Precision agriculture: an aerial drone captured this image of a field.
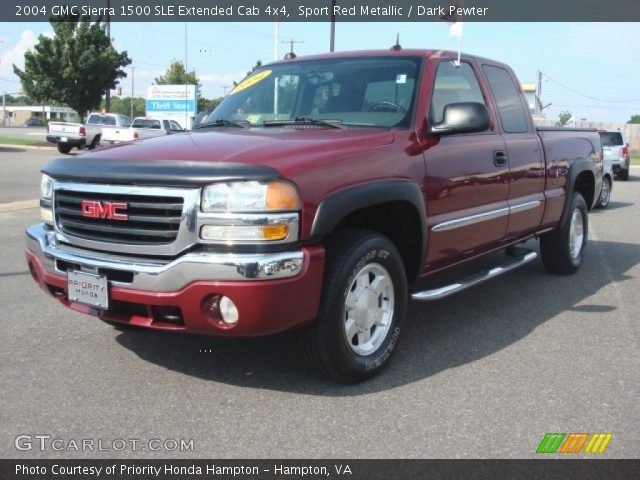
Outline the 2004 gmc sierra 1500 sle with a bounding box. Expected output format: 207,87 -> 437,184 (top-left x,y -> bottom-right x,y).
26,49 -> 602,382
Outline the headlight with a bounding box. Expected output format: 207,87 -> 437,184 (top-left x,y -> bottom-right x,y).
201,180 -> 300,212
40,174 -> 54,199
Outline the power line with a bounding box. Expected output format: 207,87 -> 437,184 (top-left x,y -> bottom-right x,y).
541,71 -> 640,103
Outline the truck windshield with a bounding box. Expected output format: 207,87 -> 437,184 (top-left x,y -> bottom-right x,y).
206,56 -> 422,129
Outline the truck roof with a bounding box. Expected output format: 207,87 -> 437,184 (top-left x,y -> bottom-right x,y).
266,49 -> 509,69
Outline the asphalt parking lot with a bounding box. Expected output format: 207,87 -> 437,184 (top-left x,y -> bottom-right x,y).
1,146 -> 638,459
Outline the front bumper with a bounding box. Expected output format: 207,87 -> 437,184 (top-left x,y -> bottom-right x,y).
26,223 -> 324,336
46,135 -> 86,147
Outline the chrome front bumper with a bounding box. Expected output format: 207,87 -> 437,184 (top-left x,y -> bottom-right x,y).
26,223 -> 304,293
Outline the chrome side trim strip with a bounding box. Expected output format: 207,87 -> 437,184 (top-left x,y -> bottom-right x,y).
26,223 -> 304,291
509,200 -> 542,214
431,200 -> 543,232
431,208 -> 509,232
411,249 -> 538,302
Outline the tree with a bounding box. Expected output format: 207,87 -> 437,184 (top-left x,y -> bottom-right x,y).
154,60 -> 207,110
14,16 -> 131,122
556,111 -> 573,127
99,96 -> 146,117
233,60 -> 263,87
155,60 -> 200,87
628,115 -> 640,124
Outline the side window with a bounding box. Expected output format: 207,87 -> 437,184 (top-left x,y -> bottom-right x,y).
169,120 -> 182,131
163,120 -> 171,131
483,65 -> 529,133
121,116 -> 131,127
430,61 -> 487,125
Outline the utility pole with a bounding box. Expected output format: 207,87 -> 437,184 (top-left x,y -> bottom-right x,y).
105,0 -> 111,112
536,70 -> 543,115
274,7 -> 280,116
2,92 -> 5,127
330,0 -> 336,52
130,66 -> 134,118
281,39 -> 304,59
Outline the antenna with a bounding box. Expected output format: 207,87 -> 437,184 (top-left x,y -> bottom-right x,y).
391,34 -> 402,51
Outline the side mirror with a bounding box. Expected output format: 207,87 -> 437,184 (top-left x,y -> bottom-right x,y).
430,102 -> 490,135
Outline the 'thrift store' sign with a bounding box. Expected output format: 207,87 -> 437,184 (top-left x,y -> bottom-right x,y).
146,85 -> 197,129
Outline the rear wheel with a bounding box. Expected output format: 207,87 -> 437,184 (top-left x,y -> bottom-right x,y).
88,135 -> 100,150
57,143 -> 72,154
298,229 -> 407,383
618,168 -> 629,181
540,192 -> 588,275
596,175 -> 611,208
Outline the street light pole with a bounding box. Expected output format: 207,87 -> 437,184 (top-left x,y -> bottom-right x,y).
330,0 -> 336,52
105,0 -> 111,112
130,66 -> 134,118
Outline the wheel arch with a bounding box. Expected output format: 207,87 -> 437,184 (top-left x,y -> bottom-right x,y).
310,181 -> 427,281
561,159 -> 596,225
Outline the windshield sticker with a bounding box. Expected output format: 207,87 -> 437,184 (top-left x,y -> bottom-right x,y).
396,74 -> 407,84
230,70 -> 272,95
246,114 -> 261,124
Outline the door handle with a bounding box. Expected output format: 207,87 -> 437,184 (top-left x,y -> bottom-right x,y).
493,150 -> 508,167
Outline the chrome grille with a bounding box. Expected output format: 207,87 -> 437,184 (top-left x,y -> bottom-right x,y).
55,190 -> 184,245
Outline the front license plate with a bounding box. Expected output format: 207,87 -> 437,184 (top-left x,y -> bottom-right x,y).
60,136 -> 68,143
67,270 -> 109,309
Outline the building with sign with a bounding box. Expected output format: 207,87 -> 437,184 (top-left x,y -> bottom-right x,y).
146,84 -> 198,130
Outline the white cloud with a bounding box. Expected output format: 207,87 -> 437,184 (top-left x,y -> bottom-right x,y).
0,30 -> 39,77
199,71 -> 246,86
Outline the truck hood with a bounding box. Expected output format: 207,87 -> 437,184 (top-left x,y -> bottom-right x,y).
85,128 -> 396,172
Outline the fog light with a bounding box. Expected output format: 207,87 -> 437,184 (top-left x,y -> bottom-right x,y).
219,296 -> 239,325
201,294 -> 239,326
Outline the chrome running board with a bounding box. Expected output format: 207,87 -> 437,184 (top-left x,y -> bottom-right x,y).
411,249 -> 538,302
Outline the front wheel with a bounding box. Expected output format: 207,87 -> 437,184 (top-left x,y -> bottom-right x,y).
298,229 -> 407,383
540,192 -> 588,275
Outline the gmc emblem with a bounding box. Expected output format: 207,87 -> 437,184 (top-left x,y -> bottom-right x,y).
81,200 -> 128,220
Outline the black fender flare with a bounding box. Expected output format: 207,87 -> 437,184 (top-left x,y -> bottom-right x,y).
561,158 -> 597,224
310,180 -> 427,271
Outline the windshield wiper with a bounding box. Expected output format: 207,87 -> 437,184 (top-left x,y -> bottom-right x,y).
262,117 -> 343,129
194,119 -> 249,129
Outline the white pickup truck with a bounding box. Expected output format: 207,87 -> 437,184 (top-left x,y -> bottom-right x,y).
101,117 -> 185,145
47,113 -> 131,154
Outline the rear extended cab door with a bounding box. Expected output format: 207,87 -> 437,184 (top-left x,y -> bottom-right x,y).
480,63 -> 545,240
421,57 -> 509,271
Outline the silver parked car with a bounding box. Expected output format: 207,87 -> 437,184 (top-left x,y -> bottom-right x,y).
598,130 -> 630,181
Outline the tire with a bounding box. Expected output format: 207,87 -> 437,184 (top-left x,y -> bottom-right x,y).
88,135 -> 100,150
596,175 -> 612,208
57,143 -> 73,154
540,192 -> 588,275
298,229 -> 407,383
619,168 -> 629,181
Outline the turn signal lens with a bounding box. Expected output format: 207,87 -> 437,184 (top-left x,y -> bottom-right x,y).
200,224 -> 289,242
261,225 -> 289,240
266,181 -> 300,210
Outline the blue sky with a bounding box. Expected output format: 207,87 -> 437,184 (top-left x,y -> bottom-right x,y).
1,21 -> 639,122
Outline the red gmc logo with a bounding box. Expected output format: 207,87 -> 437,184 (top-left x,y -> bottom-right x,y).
81,200 -> 128,220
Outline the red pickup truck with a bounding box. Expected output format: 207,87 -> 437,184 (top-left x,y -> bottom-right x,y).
27,49 -> 602,382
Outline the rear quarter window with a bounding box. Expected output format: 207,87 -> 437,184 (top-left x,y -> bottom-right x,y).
483,65 -> 529,134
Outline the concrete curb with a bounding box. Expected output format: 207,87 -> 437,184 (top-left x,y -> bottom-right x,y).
0,143 -> 55,151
